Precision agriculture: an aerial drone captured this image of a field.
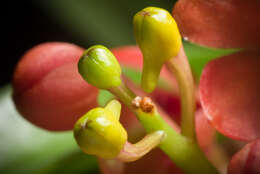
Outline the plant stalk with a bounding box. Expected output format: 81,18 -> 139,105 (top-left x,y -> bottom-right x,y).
109,81 -> 219,174
166,45 -> 196,141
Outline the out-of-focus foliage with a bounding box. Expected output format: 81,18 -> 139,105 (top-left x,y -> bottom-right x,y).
33,0 -> 175,47
0,86 -> 98,174
183,41 -> 238,81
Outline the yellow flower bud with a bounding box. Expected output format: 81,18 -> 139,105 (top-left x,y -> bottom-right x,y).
133,7 -> 182,92
74,100 -> 127,159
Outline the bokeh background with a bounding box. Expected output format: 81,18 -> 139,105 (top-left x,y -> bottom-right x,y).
2,0 -> 174,86
1,1 -> 237,174
1,1 -> 175,174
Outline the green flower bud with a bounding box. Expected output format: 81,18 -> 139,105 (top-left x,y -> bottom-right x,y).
78,45 -> 122,89
74,100 -> 127,159
133,7 -> 182,92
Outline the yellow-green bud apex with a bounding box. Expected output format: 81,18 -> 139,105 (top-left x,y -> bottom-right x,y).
104,100 -> 121,120
133,7 -> 182,92
78,45 -> 122,89
74,100 -> 127,159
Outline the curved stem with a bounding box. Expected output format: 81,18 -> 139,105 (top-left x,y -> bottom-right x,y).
166,46 -> 196,141
109,83 -> 219,174
109,81 -> 135,108
117,131 -> 165,162
136,108 -> 218,174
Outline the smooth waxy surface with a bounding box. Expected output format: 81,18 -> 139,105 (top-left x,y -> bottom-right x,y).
13,42 -> 98,131
74,107 -> 127,159
78,45 -> 122,89
133,7 -> 181,92
200,51 -> 260,141
173,0 -> 260,48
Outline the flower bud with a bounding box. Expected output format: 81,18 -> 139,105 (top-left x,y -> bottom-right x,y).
74,100 -> 127,159
12,42 -> 98,131
133,7 -> 182,92
78,45 -> 122,89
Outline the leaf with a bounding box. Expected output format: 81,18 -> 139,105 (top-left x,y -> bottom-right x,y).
183,41 -> 239,81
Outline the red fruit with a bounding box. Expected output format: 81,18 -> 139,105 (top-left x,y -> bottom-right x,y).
173,0 -> 260,49
13,42 -> 98,131
200,51 -> 260,141
228,139 -> 260,174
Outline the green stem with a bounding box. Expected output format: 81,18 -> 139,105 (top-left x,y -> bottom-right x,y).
137,110 -> 218,174
166,46 -> 196,141
109,83 -> 219,174
109,82 -> 136,108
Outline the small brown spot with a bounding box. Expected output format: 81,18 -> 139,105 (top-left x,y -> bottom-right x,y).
139,11 -> 151,16
132,96 -> 155,113
140,97 -> 154,113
